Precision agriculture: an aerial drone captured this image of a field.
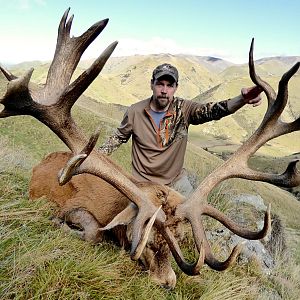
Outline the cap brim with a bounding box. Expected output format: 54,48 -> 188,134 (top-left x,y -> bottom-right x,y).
153,71 -> 177,82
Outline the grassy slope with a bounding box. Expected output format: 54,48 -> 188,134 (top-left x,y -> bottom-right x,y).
1,96 -> 300,299
1,59 -> 300,298
8,54 -> 222,106
190,74 -> 300,157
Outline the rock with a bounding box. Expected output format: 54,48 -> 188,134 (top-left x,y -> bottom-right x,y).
230,235 -> 275,273
232,193 -> 267,212
206,193 -> 288,274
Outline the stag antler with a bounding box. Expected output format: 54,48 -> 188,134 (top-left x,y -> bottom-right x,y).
176,38 -> 300,271
0,8 -> 165,259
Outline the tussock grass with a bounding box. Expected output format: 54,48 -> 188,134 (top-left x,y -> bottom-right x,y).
1,96 -> 300,298
269,254 -> 300,300
1,163 -> 299,299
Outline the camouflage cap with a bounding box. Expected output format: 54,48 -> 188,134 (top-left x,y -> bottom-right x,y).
152,63 -> 179,83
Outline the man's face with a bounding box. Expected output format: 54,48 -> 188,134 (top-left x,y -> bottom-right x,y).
151,77 -> 178,110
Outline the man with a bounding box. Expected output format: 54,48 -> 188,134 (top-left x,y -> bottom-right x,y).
100,63 -> 262,196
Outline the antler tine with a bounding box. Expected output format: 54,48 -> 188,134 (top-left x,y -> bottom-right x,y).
254,60 -> 299,129
279,160 -> 300,187
273,62 -> 300,118
151,223 -> 205,275
0,68 -> 34,118
289,116 -> 300,134
0,65 -> 17,81
57,8 -> 71,42
65,12 -> 74,35
205,242 -> 245,271
80,127 -> 101,156
61,41 -> 118,111
183,212 -> 245,271
280,61 -> 300,85
57,127 -> 108,184
202,204 -> 271,240
237,160 -> 300,188
249,38 -> 277,104
45,9 -> 110,103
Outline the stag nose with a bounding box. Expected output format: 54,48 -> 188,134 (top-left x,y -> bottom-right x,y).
162,269 -> 177,289
152,268 -> 177,290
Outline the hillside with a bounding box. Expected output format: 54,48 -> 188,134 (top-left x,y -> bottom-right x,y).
191,65 -> 300,157
0,94 -> 300,299
4,54 -> 299,156
6,54 -> 222,106
178,54 -> 235,73
1,54 -> 300,298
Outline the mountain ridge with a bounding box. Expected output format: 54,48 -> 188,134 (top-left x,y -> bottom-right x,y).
1,53 -> 299,157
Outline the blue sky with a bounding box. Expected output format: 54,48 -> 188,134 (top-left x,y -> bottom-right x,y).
0,0 -> 299,64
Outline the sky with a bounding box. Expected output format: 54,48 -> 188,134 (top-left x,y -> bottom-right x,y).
0,0 -> 299,65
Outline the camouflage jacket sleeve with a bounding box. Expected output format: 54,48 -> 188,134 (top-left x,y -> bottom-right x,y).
99,110 -> 132,155
186,100 -> 232,125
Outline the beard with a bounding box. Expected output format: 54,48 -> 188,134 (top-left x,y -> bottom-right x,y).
155,96 -> 170,110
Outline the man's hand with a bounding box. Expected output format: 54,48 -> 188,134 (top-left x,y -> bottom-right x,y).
241,86 -> 263,107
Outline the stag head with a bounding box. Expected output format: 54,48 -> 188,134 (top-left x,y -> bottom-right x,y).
1,7 -> 300,287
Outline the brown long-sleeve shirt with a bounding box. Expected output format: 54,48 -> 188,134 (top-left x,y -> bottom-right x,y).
100,97 -> 232,185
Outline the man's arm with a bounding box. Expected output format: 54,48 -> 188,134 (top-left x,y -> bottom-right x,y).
99,131 -> 128,155
227,86 -> 263,113
99,110 -> 132,155
187,85 -> 263,125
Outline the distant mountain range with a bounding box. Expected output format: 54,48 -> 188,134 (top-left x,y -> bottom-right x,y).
4,53 -> 299,102
1,53 -> 299,156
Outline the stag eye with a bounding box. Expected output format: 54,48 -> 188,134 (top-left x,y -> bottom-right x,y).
157,191 -> 167,202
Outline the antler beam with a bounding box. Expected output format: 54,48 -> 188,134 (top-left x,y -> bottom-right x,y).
175,38 -> 299,271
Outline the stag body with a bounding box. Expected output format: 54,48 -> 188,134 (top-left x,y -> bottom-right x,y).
29,151 -> 185,288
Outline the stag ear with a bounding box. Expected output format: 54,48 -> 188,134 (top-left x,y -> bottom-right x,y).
100,204 -> 138,231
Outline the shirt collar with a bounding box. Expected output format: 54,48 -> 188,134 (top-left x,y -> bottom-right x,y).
145,96 -> 176,116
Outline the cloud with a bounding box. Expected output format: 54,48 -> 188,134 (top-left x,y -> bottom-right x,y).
1,34 -> 281,65
2,0 -> 46,10
86,36 -> 245,63
0,35 -> 55,64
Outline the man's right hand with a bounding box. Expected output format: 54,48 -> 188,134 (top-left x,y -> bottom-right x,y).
241,86 -> 263,107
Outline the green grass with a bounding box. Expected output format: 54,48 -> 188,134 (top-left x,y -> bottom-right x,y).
0,168 -> 266,299
1,137 -> 300,299
1,74 -> 300,298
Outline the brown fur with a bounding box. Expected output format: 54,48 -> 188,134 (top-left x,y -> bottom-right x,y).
29,151 -> 185,288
